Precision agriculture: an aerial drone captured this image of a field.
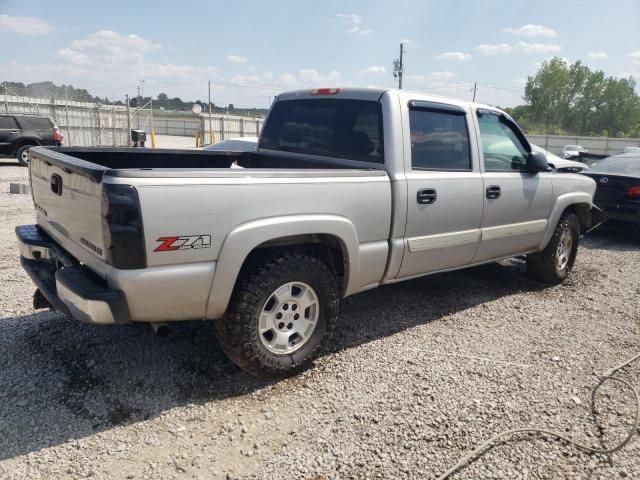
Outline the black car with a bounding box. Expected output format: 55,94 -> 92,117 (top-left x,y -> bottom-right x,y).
0,114 -> 63,166
582,154 -> 640,234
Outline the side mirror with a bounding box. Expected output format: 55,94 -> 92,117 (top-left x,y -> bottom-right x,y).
527,151 -> 550,173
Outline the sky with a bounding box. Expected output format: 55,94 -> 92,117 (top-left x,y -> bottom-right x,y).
0,0 -> 639,108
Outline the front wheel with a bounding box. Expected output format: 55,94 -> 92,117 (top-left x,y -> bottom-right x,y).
527,211 -> 580,284
215,253 -> 339,377
16,145 -> 33,167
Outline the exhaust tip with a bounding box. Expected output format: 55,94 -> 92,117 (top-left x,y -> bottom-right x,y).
151,322 -> 170,337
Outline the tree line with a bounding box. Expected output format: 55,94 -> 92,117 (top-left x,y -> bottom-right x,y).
505,57 -> 640,138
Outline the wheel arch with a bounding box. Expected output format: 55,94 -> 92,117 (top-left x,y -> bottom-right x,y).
539,192 -> 593,250
205,215 -> 359,319
13,138 -> 41,156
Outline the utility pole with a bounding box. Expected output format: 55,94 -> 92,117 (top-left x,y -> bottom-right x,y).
208,80 -> 213,145
393,43 -> 405,89
472,82 -> 477,102
3,81 -> 8,113
126,94 -> 132,147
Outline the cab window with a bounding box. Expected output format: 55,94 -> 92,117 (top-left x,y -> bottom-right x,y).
478,113 -> 529,171
409,108 -> 471,170
260,99 -> 383,164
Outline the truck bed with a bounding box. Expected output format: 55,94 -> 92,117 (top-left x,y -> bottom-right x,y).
34,147 -> 384,182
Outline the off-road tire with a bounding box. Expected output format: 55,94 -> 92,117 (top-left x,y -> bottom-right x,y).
215,253 -> 339,377
16,145 -> 33,167
527,211 -> 580,284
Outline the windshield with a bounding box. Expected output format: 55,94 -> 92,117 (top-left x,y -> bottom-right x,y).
589,156 -> 640,176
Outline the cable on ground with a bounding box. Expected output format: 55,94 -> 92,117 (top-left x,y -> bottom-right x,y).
437,352 -> 640,480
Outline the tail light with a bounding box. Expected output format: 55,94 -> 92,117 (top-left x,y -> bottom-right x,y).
626,186 -> 640,198
101,184 -> 146,269
311,88 -> 340,95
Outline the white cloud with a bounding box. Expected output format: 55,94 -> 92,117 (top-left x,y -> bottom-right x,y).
227,54 -> 248,64
515,41 -> 562,54
511,77 -> 528,88
278,73 -> 298,87
405,71 -> 457,84
475,43 -> 513,55
503,24 -> 558,38
298,69 -> 341,84
336,13 -> 361,25
587,51 -> 608,60
400,38 -> 415,46
337,13 -> 372,36
0,14 -> 55,35
59,30 -> 161,65
229,74 -> 261,84
435,51 -> 472,62
630,51 -> 640,63
357,66 -> 387,75
476,42 -> 561,56
274,70 -> 344,88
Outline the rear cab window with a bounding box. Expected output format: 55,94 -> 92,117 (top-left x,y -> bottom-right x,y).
259,99 -> 384,164
408,102 -> 471,171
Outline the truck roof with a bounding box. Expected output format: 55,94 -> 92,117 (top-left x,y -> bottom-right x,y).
276,87 -> 503,113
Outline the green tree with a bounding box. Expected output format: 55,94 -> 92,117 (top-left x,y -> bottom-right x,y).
519,57 -> 640,137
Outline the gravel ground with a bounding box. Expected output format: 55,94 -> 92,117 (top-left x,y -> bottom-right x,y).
0,158 -> 639,479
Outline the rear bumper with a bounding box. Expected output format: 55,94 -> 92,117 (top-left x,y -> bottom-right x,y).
16,225 -> 130,325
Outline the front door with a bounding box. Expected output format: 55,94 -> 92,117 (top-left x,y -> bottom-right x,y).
472,110 -> 552,263
398,101 -> 484,278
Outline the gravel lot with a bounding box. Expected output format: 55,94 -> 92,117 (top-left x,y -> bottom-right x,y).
0,158 -> 639,479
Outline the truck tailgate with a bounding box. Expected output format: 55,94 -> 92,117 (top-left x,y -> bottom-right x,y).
29,148 -> 107,262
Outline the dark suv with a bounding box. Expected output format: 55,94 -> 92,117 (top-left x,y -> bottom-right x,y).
0,114 -> 63,166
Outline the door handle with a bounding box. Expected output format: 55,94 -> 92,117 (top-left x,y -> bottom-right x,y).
417,188 -> 437,204
486,185 -> 501,199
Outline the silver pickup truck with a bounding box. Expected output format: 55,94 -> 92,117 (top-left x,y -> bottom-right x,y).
17,88 -> 601,376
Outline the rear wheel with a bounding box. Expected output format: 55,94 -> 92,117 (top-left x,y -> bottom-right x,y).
527,211 -> 580,284
16,145 -> 34,167
215,253 -> 339,377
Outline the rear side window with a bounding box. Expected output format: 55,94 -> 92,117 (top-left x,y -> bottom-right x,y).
0,116 -> 18,129
409,108 -> 471,170
260,99 -> 384,164
18,116 -> 53,130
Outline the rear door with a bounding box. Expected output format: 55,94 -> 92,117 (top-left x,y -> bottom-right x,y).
473,110 -> 552,262
397,101 -> 483,278
0,116 -> 21,155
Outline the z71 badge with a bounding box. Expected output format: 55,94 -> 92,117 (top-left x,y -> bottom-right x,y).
154,235 -> 211,252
